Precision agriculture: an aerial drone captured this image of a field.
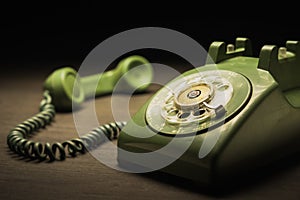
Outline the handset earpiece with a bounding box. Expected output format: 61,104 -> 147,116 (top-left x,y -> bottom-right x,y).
44,55 -> 153,112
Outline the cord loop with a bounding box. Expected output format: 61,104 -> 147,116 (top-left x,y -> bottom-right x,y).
7,90 -> 126,162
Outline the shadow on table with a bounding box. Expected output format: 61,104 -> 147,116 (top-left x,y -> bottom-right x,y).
138,152 -> 300,198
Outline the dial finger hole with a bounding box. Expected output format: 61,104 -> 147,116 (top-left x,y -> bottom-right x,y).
178,111 -> 190,119
165,96 -> 174,104
167,109 -> 179,116
216,83 -> 229,91
163,103 -> 174,110
193,109 -> 206,116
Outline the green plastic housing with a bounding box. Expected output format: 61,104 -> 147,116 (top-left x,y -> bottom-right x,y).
117,38 -> 300,185
44,55 -> 152,112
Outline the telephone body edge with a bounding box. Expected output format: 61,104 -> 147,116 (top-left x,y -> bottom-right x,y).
117,38 -> 300,185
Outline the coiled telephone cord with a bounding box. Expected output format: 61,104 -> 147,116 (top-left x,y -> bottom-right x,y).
6,90 -> 126,161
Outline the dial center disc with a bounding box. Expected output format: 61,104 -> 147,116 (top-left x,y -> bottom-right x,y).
175,83 -> 212,110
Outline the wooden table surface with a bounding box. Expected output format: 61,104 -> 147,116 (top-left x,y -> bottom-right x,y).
0,62 -> 299,200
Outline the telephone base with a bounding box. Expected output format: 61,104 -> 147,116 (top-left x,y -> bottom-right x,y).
117,38 -> 300,185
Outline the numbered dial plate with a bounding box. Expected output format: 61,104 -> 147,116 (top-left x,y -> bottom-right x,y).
145,69 -> 251,136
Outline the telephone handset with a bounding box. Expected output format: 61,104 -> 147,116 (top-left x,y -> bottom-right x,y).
7,37 -> 300,186
117,38 -> 300,185
43,55 -> 153,111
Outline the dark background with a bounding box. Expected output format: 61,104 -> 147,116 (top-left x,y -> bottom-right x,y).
1,5 -> 300,74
